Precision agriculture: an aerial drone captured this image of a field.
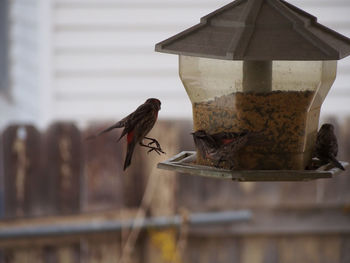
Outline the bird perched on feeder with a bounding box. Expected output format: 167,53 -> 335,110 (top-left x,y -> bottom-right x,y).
315,123 -> 344,170
86,98 -> 165,170
192,130 -> 250,169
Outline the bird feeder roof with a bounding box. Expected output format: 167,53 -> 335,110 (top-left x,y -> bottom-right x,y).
155,0 -> 350,61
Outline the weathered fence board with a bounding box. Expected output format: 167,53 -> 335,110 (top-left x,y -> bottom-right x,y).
340,236 -> 350,263
184,236 -> 240,263
82,236 -> 120,263
143,121 -> 179,263
82,123 -> 124,211
1,125 -> 42,218
44,123 -> 81,214
44,245 -> 80,263
121,142 -> 147,208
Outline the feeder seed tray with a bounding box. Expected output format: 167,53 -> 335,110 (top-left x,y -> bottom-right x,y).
157,151 -> 348,182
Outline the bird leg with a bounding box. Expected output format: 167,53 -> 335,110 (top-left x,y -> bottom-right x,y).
142,137 -> 165,154
144,136 -> 161,148
139,141 -> 165,155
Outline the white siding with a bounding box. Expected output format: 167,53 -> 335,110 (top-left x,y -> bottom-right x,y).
7,0 -> 41,123
50,0 -> 216,122
2,0 -> 350,128
50,0 -> 350,124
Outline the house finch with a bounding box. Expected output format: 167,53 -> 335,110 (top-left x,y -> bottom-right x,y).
87,98 -> 165,170
315,123 -> 344,170
192,130 -> 250,169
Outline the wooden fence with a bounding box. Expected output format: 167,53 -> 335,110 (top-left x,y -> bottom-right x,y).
0,119 -> 350,263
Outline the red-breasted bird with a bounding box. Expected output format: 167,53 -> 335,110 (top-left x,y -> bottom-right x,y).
192,130 -> 250,169
315,123 -> 344,170
87,98 -> 164,170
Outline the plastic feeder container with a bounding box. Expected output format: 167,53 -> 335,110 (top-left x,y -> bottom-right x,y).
155,0 -> 350,170
180,57 -> 336,169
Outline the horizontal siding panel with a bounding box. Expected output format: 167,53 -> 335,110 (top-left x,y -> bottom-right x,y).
12,83 -> 39,101
11,57 -> 39,74
7,0 -> 41,125
54,6 -> 350,27
11,21 -> 38,42
10,33 -> 39,51
54,8 -> 202,28
305,9 -> 350,26
54,88 -> 187,101
13,90 -> 41,114
12,0 -> 38,7
10,61 -> 38,80
321,96 -> 350,117
54,0 -> 349,8
11,71 -> 39,92
11,65 -> 39,86
10,75 -> 38,94
10,44 -> 39,62
54,24 -> 191,33
54,76 -> 183,94
11,20 -> 38,33
11,2 -> 38,24
54,53 -> 177,71
336,62 -> 350,75
53,96 -> 192,120
53,31 -> 174,49
54,0 -> 232,9
54,46 -> 151,54
54,69 -> 176,79
293,0 -> 350,7
10,43 -> 39,64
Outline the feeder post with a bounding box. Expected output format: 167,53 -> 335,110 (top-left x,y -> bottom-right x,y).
243,60 -> 272,92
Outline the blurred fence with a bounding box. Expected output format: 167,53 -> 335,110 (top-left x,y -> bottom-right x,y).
0,119 -> 350,263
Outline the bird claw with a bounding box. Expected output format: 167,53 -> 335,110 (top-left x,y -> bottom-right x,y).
147,146 -> 165,155
141,138 -> 166,155
146,138 -> 161,149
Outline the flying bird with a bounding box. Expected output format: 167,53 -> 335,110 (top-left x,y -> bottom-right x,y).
315,123 -> 344,170
192,130 -> 250,169
87,98 -> 165,170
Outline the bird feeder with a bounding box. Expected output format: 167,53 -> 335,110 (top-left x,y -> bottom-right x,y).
156,0 -> 350,179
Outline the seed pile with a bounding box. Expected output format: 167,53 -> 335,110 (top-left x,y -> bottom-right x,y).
193,91 -> 316,170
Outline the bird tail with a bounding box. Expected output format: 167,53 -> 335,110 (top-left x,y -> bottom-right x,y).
85,121 -> 125,141
329,155 -> 345,170
124,141 -> 136,171
98,121 -> 125,136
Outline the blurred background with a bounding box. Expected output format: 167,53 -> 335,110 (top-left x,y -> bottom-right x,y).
0,0 -> 350,262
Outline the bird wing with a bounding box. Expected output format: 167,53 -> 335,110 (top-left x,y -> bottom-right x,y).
118,103 -> 155,141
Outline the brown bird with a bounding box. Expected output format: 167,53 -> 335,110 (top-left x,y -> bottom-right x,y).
315,123 -> 344,170
192,130 -> 250,169
87,98 -> 165,170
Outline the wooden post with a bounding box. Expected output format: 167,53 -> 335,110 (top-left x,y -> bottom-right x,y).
1,125 -> 42,218
243,60 -> 272,93
44,122 -> 81,215
340,236 -> 350,263
82,122 -> 146,263
182,236 -> 240,262
142,120 -> 181,263
1,249 -> 44,263
82,123 -> 124,212
82,235 -> 120,263
45,245 -> 80,263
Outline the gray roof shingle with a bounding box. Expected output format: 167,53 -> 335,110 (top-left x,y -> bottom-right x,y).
155,0 -> 350,60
